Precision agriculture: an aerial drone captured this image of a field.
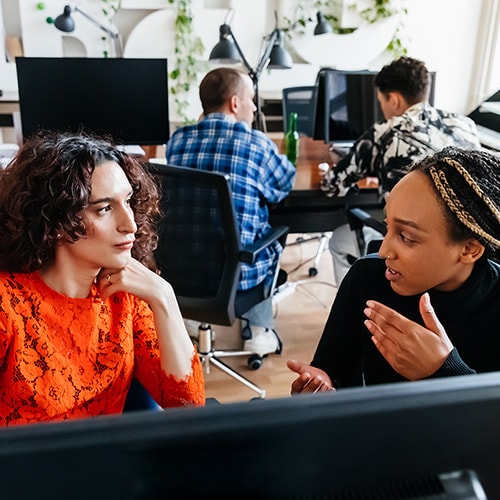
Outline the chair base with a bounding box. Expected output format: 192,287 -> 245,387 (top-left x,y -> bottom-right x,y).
288,232 -> 331,277
308,232 -> 330,276
197,324 -> 266,399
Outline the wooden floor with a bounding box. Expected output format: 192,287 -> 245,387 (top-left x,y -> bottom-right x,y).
203,233 -> 338,404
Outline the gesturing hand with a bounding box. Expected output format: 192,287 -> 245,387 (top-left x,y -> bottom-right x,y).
287,359 -> 335,395
364,293 -> 454,380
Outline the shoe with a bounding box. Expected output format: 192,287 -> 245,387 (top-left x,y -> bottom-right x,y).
243,326 -> 282,356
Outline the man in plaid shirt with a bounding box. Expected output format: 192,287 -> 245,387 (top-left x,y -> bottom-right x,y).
166,67 -> 295,355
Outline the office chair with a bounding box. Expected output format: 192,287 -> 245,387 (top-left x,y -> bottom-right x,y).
345,206 -> 387,257
282,86 -> 317,137
151,164 -> 289,399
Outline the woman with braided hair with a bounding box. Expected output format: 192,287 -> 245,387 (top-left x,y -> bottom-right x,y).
288,146 -> 500,392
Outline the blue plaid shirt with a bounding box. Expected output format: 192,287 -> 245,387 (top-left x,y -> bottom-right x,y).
166,113 -> 295,290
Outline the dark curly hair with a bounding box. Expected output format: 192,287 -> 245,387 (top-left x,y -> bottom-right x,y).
410,146 -> 500,257
374,56 -> 431,105
0,131 -> 161,273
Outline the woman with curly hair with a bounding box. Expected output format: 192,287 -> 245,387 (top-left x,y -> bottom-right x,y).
289,146 -> 500,392
0,131 -> 205,426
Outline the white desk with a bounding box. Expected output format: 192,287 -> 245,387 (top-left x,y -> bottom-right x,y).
0,90 -> 20,144
0,90 -> 19,119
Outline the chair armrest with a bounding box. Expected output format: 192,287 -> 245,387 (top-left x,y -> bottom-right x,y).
346,207 -> 387,235
239,225 -> 289,264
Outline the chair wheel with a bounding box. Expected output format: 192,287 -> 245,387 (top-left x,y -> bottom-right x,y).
308,267 -> 318,277
248,354 -> 263,370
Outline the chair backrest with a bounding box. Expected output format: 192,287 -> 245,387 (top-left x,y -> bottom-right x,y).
345,206 -> 387,255
282,86 -> 317,137
152,164 -> 242,326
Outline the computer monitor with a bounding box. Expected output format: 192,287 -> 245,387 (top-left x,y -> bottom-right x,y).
468,88 -> 500,133
313,67 -> 436,147
467,88 -> 500,151
0,372 -> 498,498
16,57 -> 170,146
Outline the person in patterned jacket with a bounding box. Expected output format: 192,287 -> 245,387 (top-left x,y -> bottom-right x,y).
321,56 -> 481,286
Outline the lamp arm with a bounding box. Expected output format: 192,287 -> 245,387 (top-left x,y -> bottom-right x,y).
225,25 -> 256,81
254,29 -> 279,79
74,5 -> 119,39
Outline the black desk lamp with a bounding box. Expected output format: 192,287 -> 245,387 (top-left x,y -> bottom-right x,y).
209,10 -> 292,131
314,11 -> 334,35
50,4 -> 123,57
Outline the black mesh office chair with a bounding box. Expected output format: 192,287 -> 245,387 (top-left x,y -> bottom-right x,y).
151,164 -> 288,399
345,206 -> 387,257
282,86 -> 317,137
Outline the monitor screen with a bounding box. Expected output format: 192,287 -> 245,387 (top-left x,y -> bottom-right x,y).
16,57 -> 170,146
468,88 -> 500,133
0,372 -> 498,498
467,88 -> 500,150
313,68 -> 436,145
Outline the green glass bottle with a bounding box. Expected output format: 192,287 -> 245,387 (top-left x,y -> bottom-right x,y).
285,112 -> 299,166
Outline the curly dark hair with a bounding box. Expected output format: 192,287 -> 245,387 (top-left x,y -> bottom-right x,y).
374,56 -> 430,105
410,146 -> 500,257
0,131 -> 161,273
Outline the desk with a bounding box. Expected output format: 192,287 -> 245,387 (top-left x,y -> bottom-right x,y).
270,135 -> 382,233
0,91 -> 20,144
0,91 -> 19,126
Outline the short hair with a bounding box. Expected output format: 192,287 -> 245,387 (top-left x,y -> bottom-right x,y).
0,130 -> 161,273
374,56 -> 430,105
410,146 -> 500,256
199,67 -> 247,115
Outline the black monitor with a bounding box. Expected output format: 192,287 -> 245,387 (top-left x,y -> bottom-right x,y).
0,372 -> 499,498
313,67 -> 436,146
468,88 -> 500,133
15,57 -> 170,146
467,88 -> 500,151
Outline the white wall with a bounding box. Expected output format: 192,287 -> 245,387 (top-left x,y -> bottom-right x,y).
1,0 -> 499,118
403,0 -> 495,114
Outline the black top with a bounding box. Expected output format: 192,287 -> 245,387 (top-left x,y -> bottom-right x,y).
312,255 -> 500,387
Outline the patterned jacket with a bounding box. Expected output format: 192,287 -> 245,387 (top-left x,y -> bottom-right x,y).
321,102 -> 481,198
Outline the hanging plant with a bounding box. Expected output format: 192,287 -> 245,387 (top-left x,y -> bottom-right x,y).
282,0 -> 408,57
100,0 -> 122,58
100,0 -> 121,18
168,0 -> 205,124
355,0 -> 408,57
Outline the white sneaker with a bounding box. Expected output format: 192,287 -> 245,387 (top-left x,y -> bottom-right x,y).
243,326 -> 281,356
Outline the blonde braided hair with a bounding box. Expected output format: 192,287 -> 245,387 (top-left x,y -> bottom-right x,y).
411,146 -> 500,254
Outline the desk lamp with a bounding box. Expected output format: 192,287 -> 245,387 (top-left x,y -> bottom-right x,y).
209,10 -> 292,131
49,5 -> 123,57
314,11 -> 334,35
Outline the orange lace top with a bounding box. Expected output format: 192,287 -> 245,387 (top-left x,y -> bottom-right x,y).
0,271 -> 205,426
